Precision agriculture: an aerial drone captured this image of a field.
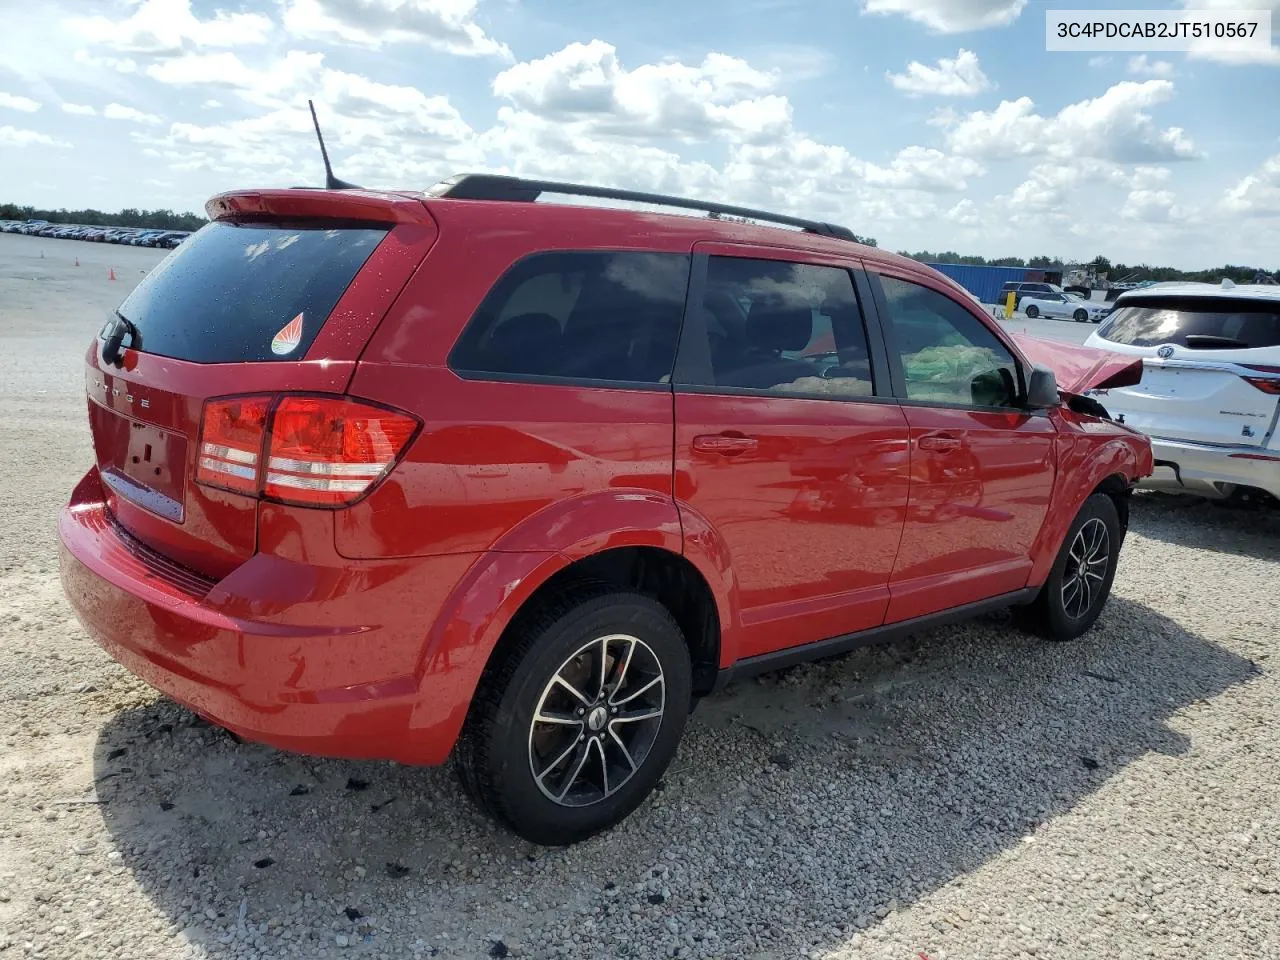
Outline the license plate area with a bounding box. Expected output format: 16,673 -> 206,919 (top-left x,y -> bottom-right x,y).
89,403 -> 188,522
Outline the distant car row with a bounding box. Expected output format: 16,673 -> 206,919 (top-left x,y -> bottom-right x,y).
0,219 -> 189,249
1000,280 -> 1112,323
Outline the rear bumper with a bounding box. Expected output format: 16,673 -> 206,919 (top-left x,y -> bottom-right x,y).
1140,437 -> 1280,500
58,471 -> 478,766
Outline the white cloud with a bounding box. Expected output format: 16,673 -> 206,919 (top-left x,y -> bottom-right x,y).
61,103 -> 97,116
946,198 -> 982,226
942,81 -> 1199,163
67,0 -> 273,55
281,0 -> 509,58
1127,55 -> 1175,78
0,92 -> 41,112
103,102 -> 164,125
1182,0 -> 1280,65
1088,56 -> 1111,69
0,125 -> 68,147
1121,188 -> 1184,222
862,0 -> 1026,32
863,146 -> 985,191
887,49 -> 993,97
492,40 -> 789,143
1223,154 -> 1280,216
203,100 -> 223,108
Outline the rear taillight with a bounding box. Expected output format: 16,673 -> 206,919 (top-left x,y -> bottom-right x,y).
195,394 -> 418,507
1242,365 -> 1280,395
197,397 -> 270,494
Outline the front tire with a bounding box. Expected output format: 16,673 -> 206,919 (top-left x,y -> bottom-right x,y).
1017,493 -> 1121,641
1025,304 -> 1040,319
1074,309 -> 1089,322
454,587 -> 692,845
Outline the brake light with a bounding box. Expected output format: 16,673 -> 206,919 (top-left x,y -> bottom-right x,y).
195,395 -> 419,506
197,397 -> 269,494
265,397 -> 418,506
1242,365 -> 1280,395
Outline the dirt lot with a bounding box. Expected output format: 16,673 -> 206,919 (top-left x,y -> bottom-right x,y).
1,232 -> 1278,960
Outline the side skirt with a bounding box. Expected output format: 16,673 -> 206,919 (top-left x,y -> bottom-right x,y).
709,587 -> 1041,693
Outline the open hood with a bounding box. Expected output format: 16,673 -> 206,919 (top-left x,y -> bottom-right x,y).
1011,334 -> 1144,397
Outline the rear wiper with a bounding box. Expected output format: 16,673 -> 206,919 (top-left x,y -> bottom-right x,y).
1183,334 -> 1249,349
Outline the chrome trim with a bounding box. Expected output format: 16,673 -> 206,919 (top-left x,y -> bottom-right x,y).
200,442 -> 257,465
198,457 -> 256,480
267,456 -> 386,477
264,472 -> 370,493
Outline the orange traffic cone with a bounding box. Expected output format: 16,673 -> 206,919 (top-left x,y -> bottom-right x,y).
108,267 -> 117,281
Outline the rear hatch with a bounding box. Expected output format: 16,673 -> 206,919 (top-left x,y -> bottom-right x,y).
1087,294 -> 1280,447
85,190 -> 434,578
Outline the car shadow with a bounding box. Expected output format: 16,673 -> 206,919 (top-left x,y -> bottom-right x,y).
1129,491 -> 1280,564
92,595 -> 1255,959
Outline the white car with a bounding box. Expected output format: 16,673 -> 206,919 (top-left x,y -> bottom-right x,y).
1084,281 -> 1280,503
1021,291 -> 1111,323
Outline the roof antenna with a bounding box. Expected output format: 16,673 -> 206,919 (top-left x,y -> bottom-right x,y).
308,99 -> 360,190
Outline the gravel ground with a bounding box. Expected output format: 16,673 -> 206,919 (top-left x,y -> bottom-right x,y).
2,233 -> 1279,960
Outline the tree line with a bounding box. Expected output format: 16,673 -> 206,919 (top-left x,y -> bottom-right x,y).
901,250 -> 1279,285
0,203 -> 207,233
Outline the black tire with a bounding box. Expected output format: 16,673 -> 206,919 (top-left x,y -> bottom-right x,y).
1016,493 -> 1121,641
1024,304 -> 1040,319
1074,309 -> 1089,323
453,586 -> 692,845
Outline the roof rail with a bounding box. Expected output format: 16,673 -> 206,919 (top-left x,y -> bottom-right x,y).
425,173 -> 859,242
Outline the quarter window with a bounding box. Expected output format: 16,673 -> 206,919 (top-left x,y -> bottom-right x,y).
877,275 -> 1020,408
678,257 -> 875,399
449,251 -> 690,384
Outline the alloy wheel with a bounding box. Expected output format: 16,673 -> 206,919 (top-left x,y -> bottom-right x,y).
1061,518 -> 1110,620
528,634 -> 666,807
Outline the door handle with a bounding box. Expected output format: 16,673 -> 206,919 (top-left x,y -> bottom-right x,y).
918,433 -> 962,453
692,433 -> 759,457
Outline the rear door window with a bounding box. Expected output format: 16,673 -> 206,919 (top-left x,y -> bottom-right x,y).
1098,297 -> 1280,349
449,251 -> 691,385
116,221 -> 388,363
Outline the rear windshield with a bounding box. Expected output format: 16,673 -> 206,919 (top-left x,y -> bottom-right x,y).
116,221 -> 387,363
1097,296 -> 1280,349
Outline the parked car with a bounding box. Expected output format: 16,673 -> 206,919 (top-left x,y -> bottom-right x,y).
999,281 -> 1063,308
1085,281 -> 1280,504
1021,292 -> 1111,323
59,175 -> 1152,844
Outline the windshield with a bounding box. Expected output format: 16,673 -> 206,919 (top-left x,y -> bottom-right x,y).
116,220 -> 388,363
1097,296 -> 1280,349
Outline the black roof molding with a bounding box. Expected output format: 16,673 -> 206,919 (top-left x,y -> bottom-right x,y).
426,173 -> 858,241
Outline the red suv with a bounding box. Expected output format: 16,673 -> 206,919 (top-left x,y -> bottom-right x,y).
59,175 -> 1152,844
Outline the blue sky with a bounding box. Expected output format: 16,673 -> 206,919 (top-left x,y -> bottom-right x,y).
1,0 -> 1277,268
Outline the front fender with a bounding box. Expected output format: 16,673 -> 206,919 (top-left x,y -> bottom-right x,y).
1027,413 -> 1150,586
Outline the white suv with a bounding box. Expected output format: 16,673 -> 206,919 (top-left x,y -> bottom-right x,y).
1084,281 -> 1280,503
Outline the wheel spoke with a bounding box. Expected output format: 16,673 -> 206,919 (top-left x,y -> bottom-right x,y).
552,673 -> 592,707
555,741 -> 593,801
613,706 -> 663,724
611,674 -> 662,707
596,635 -> 610,700
609,727 -> 637,773
1062,577 -> 1082,615
534,709 -> 582,727
536,736 -> 583,784
611,637 -> 637,694
594,738 -> 612,797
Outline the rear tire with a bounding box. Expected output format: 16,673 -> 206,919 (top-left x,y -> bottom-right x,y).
454,586 -> 691,845
1025,304 -> 1040,319
1074,309 -> 1089,322
1016,493 -> 1121,641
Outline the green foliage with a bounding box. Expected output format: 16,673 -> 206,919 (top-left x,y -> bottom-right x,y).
0,202 -> 206,232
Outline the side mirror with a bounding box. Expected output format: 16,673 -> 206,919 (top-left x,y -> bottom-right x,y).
1025,366 -> 1060,409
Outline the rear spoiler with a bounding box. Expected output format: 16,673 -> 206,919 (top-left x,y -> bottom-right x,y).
1012,334 -> 1144,396
205,189 -> 434,224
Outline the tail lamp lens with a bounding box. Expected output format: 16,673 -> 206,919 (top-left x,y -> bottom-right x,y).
1241,366 -> 1280,395
197,397 -> 269,494
195,395 -> 418,506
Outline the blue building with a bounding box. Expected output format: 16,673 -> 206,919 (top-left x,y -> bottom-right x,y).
925,263 -> 1063,305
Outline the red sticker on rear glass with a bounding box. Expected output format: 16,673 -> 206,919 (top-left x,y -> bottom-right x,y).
271,313 -> 303,355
